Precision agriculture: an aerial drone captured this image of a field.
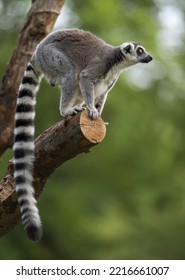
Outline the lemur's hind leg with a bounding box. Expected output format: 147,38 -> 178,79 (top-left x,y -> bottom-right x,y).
59,75 -> 85,117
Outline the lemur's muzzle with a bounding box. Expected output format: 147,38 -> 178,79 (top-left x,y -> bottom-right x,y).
141,55 -> 153,63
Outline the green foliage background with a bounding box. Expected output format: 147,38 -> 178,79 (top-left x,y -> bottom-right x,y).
1,0 -> 185,259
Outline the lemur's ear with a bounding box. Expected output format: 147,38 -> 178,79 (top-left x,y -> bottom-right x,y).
123,44 -> 131,53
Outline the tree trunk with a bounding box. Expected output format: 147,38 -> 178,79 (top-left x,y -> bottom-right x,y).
0,0 -> 107,239
0,0 -> 65,156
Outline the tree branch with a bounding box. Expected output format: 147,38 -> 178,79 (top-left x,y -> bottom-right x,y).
0,0 -> 108,239
0,0 -> 65,157
0,110 -> 106,237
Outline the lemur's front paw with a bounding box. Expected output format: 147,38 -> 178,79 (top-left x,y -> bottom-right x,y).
88,108 -> 99,119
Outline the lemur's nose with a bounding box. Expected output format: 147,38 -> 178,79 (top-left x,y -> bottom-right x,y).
141,55 -> 153,63
146,55 -> 153,63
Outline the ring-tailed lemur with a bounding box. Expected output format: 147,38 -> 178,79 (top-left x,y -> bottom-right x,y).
13,28 -> 152,241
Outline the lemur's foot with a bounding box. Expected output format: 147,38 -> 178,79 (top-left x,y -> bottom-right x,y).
61,106 -> 85,117
72,105 -> 85,115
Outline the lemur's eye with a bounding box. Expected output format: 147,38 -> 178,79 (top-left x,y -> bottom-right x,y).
138,47 -> 144,54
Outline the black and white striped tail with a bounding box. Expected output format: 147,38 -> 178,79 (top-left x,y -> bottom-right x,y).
13,63 -> 42,241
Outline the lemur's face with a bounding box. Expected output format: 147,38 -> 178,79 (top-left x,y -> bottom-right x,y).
121,42 -> 153,64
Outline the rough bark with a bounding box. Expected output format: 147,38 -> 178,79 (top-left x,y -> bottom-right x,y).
0,0 -> 65,157
0,110 -> 106,237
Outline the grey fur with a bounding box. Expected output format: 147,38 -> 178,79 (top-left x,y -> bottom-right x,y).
14,29 -> 152,241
